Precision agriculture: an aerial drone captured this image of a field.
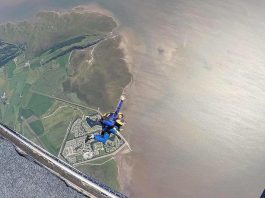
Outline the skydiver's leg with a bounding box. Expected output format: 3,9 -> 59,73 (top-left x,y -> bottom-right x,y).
85,131 -> 105,143
109,127 -> 118,135
85,134 -> 92,143
109,127 -> 122,140
95,133 -> 110,144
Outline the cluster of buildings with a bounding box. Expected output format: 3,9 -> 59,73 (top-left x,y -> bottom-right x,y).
104,136 -> 124,153
62,113 -> 125,164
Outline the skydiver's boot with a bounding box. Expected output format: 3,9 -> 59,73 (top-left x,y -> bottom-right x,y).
85,135 -> 89,143
98,117 -> 103,125
85,134 -> 94,143
85,116 -> 90,125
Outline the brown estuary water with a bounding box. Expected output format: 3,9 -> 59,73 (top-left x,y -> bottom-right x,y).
1,0 -> 265,197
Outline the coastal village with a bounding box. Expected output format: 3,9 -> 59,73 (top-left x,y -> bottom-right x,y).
61,113 -> 125,165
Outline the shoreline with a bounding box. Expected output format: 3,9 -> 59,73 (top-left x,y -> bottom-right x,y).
49,5 -> 135,193
115,28 -> 139,196
115,147 -> 133,195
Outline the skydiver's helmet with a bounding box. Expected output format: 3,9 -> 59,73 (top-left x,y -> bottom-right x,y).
118,112 -> 124,119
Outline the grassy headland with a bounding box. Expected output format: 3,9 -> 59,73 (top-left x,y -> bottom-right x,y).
0,10 -> 116,57
64,36 -> 132,111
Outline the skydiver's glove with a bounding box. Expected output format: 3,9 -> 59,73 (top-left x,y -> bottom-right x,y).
120,95 -> 126,101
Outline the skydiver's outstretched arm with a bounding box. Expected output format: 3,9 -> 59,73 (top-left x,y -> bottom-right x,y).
113,95 -> 125,119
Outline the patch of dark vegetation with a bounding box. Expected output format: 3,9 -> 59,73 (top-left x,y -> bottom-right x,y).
63,36 -> 131,111
0,41 -> 24,67
46,35 -> 88,54
42,37 -> 102,65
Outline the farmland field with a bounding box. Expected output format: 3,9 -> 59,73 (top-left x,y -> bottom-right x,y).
27,93 -> 54,116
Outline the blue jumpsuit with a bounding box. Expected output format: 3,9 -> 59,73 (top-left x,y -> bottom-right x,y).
94,127 -> 118,144
94,98 -> 124,144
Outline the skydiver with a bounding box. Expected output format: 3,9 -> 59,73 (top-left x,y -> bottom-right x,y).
85,114 -> 125,144
85,95 -> 126,144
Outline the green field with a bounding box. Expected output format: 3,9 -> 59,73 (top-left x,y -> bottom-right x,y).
22,122 -> 41,145
6,61 -> 16,78
31,64 -> 68,96
27,93 -> 54,116
40,121 -> 69,155
77,159 -> 120,191
19,108 -> 34,119
40,104 -> 79,155
29,120 -> 44,135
